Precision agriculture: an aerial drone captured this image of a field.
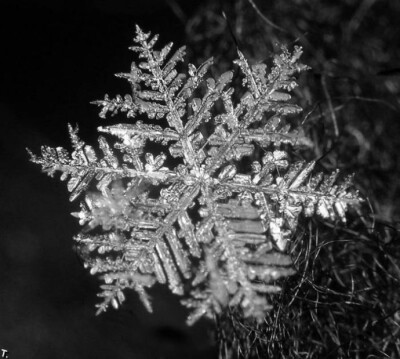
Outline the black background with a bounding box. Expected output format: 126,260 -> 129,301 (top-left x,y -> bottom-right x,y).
0,1 -> 218,358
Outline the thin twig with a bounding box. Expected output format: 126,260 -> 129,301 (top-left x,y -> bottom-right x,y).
246,0 -> 288,33
345,0 -> 377,42
321,74 -> 339,137
166,0 -> 187,25
307,104 -> 345,124
343,95 -> 399,112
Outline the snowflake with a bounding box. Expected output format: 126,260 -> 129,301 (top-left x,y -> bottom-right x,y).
28,26 -> 362,325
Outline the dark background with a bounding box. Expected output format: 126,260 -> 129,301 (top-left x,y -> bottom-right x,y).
3,1 -> 399,358
0,1 -> 218,358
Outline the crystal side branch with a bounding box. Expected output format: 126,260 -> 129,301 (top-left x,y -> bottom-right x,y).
28,25 -> 362,325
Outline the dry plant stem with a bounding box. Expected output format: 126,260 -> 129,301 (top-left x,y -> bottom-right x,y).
345,0 -> 378,42
321,74 -> 339,138
246,0 -> 288,33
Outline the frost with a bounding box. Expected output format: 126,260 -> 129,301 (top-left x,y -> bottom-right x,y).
28,26 -> 362,324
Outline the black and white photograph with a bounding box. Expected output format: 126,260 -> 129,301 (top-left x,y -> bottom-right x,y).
1,1 -> 399,358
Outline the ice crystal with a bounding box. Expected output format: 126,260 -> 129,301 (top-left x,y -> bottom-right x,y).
28,26 -> 362,324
